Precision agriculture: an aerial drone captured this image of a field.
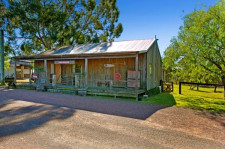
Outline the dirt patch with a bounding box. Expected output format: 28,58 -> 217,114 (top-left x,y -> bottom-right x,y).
143,107 -> 225,145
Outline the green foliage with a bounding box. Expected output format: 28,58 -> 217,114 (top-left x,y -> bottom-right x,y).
4,56 -> 10,70
0,2 -> 6,27
163,0 -> 225,84
4,0 -> 123,56
76,72 -> 86,77
147,87 -> 160,96
34,66 -> 44,72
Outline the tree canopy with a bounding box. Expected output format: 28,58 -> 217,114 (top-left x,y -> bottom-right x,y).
3,0 -> 123,56
163,0 -> 225,85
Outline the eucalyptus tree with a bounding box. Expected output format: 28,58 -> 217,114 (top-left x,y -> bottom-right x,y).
181,0 -> 225,86
5,0 -> 123,55
163,0 -> 225,98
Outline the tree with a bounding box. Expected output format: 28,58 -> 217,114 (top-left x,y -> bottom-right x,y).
4,0 -> 123,55
163,36 -> 220,84
163,0 -> 225,97
181,0 -> 225,83
0,0 -> 6,83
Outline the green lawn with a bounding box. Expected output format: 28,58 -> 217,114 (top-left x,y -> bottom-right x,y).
141,85 -> 225,113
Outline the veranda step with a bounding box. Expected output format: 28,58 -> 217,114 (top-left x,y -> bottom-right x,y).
47,89 -> 77,94
87,90 -> 137,98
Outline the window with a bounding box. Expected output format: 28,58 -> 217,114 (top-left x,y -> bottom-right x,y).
149,64 -> 152,75
72,64 -> 82,73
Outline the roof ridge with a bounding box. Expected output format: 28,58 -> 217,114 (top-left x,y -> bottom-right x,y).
113,38 -> 155,42
71,38 -> 155,46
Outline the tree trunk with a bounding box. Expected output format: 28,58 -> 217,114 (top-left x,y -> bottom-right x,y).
0,30 -> 4,84
222,76 -> 225,100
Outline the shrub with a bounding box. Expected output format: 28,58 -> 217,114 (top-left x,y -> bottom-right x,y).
148,87 -> 160,96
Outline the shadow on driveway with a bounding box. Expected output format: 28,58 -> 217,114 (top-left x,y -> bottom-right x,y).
0,99 -> 74,137
0,88 -> 169,120
0,88 -> 171,138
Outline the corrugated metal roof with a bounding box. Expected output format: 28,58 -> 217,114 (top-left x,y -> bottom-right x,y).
10,60 -> 31,66
42,38 -> 155,55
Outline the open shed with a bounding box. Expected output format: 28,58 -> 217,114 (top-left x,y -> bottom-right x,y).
5,60 -> 32,79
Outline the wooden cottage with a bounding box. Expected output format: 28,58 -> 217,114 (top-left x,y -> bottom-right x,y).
14,38 -> 162,99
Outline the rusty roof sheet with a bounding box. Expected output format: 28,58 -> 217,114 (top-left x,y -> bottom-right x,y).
42,38 -> 155,55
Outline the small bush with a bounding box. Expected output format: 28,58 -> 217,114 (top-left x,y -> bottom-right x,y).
148,87 -> 160,96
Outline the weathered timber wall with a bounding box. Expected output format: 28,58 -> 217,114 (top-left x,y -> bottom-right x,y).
34,57 -> 148,89
87,58 -> 136,88
146,41 -> 162,90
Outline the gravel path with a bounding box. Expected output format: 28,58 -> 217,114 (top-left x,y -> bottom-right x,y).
0,87 -> 225,149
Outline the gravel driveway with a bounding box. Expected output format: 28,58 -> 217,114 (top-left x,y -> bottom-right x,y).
0,87 -> 225,149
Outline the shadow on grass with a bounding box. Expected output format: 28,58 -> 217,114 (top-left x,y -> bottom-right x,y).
190,90 -> 211,93
0,99 -> 74,138
187,87 -> 224,94
176,96 -> 225,113
214,91 -> 223,93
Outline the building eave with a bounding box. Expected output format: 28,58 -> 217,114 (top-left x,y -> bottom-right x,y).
13,51 -> 140,60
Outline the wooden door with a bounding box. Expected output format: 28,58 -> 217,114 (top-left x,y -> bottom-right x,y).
104,67 -> 113,87
55,64 -> 61,84
61,64 -> 72,85
61,65 -> 72,77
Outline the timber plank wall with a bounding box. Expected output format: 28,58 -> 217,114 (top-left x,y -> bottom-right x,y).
146,41 -> 162,90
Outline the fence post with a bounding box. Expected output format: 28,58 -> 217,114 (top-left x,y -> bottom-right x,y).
214,85 -> 217,93
179,82 -> 181,94
160,80 -> 163,92
172,82 -> 174,92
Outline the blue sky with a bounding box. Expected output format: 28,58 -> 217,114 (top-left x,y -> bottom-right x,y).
116,0 -> 218,56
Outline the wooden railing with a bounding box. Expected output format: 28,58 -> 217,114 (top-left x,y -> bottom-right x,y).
56,76 -> 140,90
179,82 -> 224,94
